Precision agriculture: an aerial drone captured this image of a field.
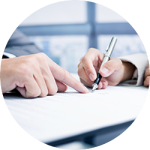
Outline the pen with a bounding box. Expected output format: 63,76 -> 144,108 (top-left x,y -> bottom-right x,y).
92,37 -> 117,92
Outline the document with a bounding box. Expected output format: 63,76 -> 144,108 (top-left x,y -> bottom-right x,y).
4,85 -> 148,143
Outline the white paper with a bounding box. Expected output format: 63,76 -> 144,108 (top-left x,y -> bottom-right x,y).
4,85 -> 148,143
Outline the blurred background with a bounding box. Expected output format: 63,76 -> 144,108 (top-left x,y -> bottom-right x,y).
18,1 -> 146,74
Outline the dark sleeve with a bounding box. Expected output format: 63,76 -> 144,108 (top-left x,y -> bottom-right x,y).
4,29 -> 42,57
1,54 -> 8,58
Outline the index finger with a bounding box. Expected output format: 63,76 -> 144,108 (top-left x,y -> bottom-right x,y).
80,48 -> 104,81
48,59 -> 89,93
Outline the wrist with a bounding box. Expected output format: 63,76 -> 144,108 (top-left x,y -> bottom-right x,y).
121,61 -> 136,82
1,58 -> 8,64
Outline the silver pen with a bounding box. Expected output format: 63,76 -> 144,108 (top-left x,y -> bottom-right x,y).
92,37 -> 117,92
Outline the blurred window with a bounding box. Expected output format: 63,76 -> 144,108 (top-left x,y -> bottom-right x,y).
29,35 -> 88,73
18,1 -> 146,73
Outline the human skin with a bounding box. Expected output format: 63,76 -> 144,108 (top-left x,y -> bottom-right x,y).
144,63 -> 150,87
0,53 -> 89,98
78,48 -> 136,89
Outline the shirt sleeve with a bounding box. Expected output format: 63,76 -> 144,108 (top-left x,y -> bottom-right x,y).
3,52 -> 16,58
4,29 -> 42,57
119,53 -> 148,86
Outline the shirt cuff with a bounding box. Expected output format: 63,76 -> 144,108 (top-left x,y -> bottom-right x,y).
119,53 -> 148,86
3,52 -> 16,58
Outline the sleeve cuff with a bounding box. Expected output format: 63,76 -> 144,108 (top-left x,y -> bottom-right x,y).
3,52 -> 16,58
119,53 -> 148,86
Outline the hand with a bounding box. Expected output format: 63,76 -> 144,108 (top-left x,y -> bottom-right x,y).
1,53 -> 89,98
78,48 -> 136,89
144,63 -> 150,87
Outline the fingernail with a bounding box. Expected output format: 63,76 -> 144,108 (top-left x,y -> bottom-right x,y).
89,73 -> 95,81
101,68 -> 109,75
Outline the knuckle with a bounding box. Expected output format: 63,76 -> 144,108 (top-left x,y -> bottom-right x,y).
61,70 -> 69,82
36,53 -> 47,61
37,52 -> 46,57
80,56 -> 88,64
88,48 -> 94,52
88,48 -> 97,52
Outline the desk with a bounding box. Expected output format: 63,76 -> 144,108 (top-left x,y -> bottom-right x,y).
3,74 -> 148,147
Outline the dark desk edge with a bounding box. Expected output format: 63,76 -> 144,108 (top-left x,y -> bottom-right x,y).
46,120 -> 134,146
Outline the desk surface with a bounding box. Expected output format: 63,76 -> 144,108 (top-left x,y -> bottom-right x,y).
4,74 -> 148,146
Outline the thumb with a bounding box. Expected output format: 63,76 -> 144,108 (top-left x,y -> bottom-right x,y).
100,58 -> 122,77
100,66 -> 110,77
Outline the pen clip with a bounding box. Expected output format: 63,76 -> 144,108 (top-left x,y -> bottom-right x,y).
105,37 -> 117,54
105,44 -> 109,52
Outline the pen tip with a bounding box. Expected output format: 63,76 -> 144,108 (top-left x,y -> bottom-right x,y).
91,88 -> 95,93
